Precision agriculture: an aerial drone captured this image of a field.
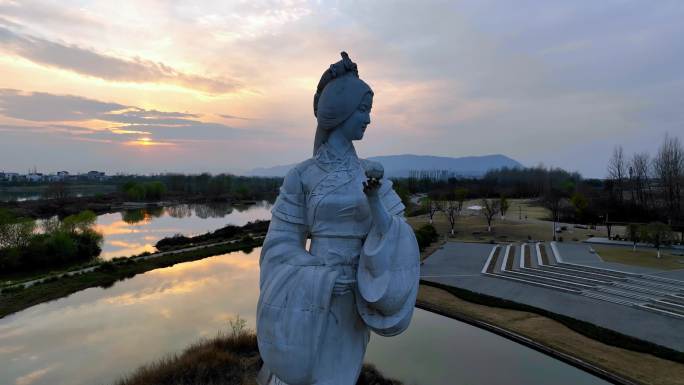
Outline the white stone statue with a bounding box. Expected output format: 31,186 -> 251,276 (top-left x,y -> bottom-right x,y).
256,52 -> 420,385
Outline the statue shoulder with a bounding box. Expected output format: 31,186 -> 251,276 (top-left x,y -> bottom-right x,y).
281,158 -> 318,194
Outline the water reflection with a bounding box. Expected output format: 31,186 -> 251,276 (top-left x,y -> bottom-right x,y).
94,201 -> 272,260
0,249 -> 262,385
0,246 -> 607,385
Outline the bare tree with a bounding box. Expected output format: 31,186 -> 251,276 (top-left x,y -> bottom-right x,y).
424,198 -> 442,224
607,145 -> 626,203
542,188 -> 565,241
454,188 -> 468,212
652,134 -> 683,216
640,222 -> 673,258
444,201 -> 460,236
499,195 -> 510,220
631,152 -> 651,208
626,223 -> 640,252
481,199 -> 500,232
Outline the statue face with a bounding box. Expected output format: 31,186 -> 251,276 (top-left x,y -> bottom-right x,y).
337,92 -> 372,141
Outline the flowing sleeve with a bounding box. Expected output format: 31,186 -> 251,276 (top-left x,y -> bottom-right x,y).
356,179 -> 420,336
256,168 -> 339,385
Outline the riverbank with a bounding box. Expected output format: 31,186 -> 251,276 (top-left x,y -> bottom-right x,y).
4,230 -> 680,384
0,236 -> 262,318
417,284 -> 684,385
113,328 -> 403,385
0,191 -> 274,219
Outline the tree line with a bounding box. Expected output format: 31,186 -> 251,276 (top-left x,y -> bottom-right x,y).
0,209 -> 103,274
117,174 -> 282,201
606,133 -> 683,224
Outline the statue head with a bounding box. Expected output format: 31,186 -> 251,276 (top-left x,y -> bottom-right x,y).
313,52 -> 373,155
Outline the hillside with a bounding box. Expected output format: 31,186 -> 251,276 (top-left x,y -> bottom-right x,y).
247,154 -> 523,178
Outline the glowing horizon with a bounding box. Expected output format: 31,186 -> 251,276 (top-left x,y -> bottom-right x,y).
1,1 -> 683,178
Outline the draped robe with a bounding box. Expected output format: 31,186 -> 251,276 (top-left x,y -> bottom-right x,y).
256,143 -> 420,385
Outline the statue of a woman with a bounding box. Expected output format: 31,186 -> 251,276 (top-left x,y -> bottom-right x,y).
257,52 -> 420,385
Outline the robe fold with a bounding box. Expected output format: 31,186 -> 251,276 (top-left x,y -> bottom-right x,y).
257,143 -> 419,385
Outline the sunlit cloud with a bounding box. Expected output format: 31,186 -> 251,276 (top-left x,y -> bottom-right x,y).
0,1 -> 683,176
124,137 -> 175,147
14,365 -> 57,385
0,89 -> 265,147
0,24 -> 241,94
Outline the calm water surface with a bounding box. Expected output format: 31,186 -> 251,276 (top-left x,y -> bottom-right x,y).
0,247 -> 608,385
94,201 -> 272,260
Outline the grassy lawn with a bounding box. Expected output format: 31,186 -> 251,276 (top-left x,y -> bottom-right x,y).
593,245 -> 684,271
407,205 -> 606,243
418,284 -> 684,385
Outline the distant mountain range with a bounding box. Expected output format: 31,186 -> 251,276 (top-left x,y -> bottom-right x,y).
246,154 -> 523,178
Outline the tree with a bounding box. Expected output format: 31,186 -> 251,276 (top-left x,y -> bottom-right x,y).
62,210 -> 97,234
454,188 -> 468,212
0,210 -> 35,249
626,223 -> 641,252
423,198 -> 442,224
570,192 -> 588,220
499,195 -> 510,220
653,134 -> 683,217
607,145 -> 626,203
444,201 -> 460,236
641,222 -> 673,258
542,188 -> 565,241
481,199 -> 500,232
44,182 -> 70,200
631,152 -> 651,208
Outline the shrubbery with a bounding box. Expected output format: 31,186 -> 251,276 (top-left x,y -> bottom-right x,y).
414,224 -> 439,251
0,209 -> 103,274
122,181 -> 167,201
155,220 -> 269,251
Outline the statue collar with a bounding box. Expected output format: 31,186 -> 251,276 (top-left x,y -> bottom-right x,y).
314,142 -> 359,172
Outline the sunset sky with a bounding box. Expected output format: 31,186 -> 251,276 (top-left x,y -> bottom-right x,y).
1,1 -> 682,177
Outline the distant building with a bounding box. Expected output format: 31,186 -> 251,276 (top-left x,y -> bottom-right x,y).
85,170 -> 107,181
27,173 -> 44,182
0,172 -> 20,182
5,173 -> 20,181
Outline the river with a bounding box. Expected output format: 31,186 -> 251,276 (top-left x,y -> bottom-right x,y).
0,203 -> 608,385
94,201 -> 273,260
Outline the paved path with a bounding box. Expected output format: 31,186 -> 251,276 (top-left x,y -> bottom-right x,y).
585,237 -> 684,251
421,241 -> 684,352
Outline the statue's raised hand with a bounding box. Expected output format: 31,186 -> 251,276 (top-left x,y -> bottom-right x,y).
362,160 -> 383,197
362,161 -> 391,234
362,177 -> 381,196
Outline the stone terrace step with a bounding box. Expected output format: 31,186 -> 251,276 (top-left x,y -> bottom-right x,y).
642,303 -> 684,318
640,274 -> 684,289
611,281 -> 681,297
557,262 -> 630,279
625,277 -> 684,293
581,291 -> 637,307
518,267 -> 607,286
499,269 -> 591,291
594,287 -> 658,303
483,272 -> 581,294
539,264 -> 627,281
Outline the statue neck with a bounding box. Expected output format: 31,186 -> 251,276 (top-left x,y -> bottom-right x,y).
326,129 -> 354,158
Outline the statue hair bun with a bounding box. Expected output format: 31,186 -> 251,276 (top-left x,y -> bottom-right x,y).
313,51 -> 359,117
